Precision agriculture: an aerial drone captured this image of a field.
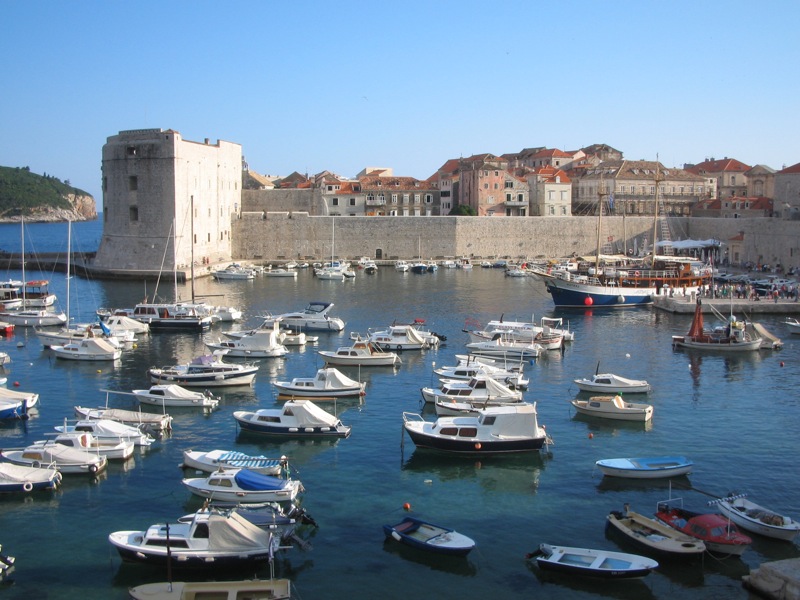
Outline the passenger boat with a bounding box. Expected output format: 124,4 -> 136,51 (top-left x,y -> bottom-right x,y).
1,441 -> 108,475
712,494 -> 800,541
595,456 -> 693,479
128,578 -> 292,600
671,299 -> 763,352
655,500 -> 752,556
234,399 -> 352,438
182,449 -> 287,476
571,395 -> 653,422
132,384 -> 220,409
272,301 -> 345,331
109,509 -> 279,569
383,516 -> 476,556
182,468 -> 302,503
148,350 -> 258,387
606,505 -> 706,560
574,371 -> 651,394
273,367 -> 366,399
0,462 -> 62,493
317,335 -> 401,367
526,543 -> 658,578
402,402 -> 549,454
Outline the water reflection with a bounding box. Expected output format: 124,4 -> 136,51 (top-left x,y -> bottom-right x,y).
381,539 -> 478,576
524,559 -> 657,599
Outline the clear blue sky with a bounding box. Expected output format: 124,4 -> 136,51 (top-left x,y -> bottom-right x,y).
1,1 -> 798,200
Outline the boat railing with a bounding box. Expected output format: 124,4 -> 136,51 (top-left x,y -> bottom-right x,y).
402,412 -> 424,424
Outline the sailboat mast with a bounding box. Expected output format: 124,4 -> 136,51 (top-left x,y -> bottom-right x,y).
190,196 -> 195,302
66,220 -> 71,324
172,218 -> 178,302
650,158 -> 661,260
595,178 -> 604,273
20,217 -> 26,306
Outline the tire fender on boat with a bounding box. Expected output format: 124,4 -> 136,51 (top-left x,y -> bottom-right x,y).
22,481 -> 33,492
89,463 -> 99,474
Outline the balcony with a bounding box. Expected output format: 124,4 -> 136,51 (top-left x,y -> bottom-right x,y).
504,200 -> 528,207
365,198 -> 387,206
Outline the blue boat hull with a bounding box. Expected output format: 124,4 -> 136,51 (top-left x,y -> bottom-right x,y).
545,280 -> 654,308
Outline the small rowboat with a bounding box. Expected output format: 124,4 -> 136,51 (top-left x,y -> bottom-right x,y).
526,543 -> 658,578
383,516 -> 475,556
606,505 -> 706,560
712,494 -> 800,542
595,456 -> 693,479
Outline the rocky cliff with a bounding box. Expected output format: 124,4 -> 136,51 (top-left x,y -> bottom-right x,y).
0,165 -> 98,222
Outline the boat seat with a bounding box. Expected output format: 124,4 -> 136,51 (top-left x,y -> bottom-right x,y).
394,521 -> 416,533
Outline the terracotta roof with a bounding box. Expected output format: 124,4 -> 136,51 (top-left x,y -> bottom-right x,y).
685,158 -> 751,174
358,175 -> 429,191
531,148 -> 572,159
533,165 -> 571,183
779,161 -> 800,174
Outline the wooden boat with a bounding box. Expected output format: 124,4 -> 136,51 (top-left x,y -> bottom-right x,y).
129,578 -> 291,600
655,501 -> 752,556
273,367 -> 366,399
182,449 -> 287,476
571,395 -> 653,422
182,468 -> 302,503
595,456 -> 693,479
712,494 -> 800,541
383,517 -> 476,556
317,335 -> 401,367
606,505 -> 706,560
109,509 -> 278,569
0,462 -> 61,493
234,400 -> 352,438
402,402 -> 549,454
132,384 -> 220,409
574,372 -> 651,394
672,299 -> 763,351
526,543 -> 658,578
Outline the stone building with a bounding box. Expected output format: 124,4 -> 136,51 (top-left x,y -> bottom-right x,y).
93,129 -> 242,274
684,157 -> 750,198
745,164 -> 776,199
571,160 -> 710,217
528,166 -> 572,216
774,161 -> 800,219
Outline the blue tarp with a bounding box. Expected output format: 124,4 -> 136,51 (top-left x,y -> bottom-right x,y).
233,468 -> 286,491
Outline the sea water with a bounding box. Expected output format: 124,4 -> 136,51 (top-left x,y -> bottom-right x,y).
0,222 -> 797,599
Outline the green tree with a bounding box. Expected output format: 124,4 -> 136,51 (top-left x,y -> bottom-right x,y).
449,204 -> 477,216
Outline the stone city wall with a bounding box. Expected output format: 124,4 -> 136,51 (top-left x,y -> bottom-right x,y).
232,212 -> 663,262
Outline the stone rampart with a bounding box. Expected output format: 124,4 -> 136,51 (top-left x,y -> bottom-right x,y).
687,217 -> 800,269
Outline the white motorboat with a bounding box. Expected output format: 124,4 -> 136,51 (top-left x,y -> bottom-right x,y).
465,335 -> 542,359
0,309 -> 67,327
1,441 -> 108,475
182,449 -> 287,476
574,372 -> 651,394
102,314 -> 150,334
317,335 -> 401,367
784,317 -> 800,334
272,301 -> 345,331
51,337 -> 122,361
264,268 -> 298,278
0,387 -> 39,412
147,351 -> 258,387
212,264 -> 256,280
128,578 -> 292,600
712,494 -> 800,541
421,375 -> 523,405
527,543 -> 658,579
131,384 -> 220,409
205,329 -> 288,358
595,456 -> 693,479
55,418 -> 154,447
571,395 -> 654,422
109,509 -> 279,569
368,324 -> 440,351
395,260 -> 410,272
465,316 -> 575,343
74,405 -> 173,434
402,402 -> 549,454
46,431 -> 135,460
434,357 -> 528,390
234,400 -> 352,438
182,468 -> 302,503
273,367 -> 366,399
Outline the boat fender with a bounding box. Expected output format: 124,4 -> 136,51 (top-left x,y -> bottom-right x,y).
82,434 -> 90,447
31,460 -> 41,469
22,481 -> 33,492
396,345 -> 402,351
391,531 -> 402,542
634,271 -> 641,277
89,463 -> 99,474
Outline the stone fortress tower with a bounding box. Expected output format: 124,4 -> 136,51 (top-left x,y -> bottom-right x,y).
93,128 -> 242,277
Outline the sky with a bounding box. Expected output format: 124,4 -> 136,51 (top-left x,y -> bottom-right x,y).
1,1 -> 799,201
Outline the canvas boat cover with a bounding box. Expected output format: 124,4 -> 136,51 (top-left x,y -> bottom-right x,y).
283,401 -> 340,426
315,368 -> 361,389
403,326 -> 426,344
76,338 -> 118,353
151,385 -> 202,399
478,376 -> 518,398
0,387 -> 38,402
233,469 -> 289,491
206,511 -> 272,551
0,461 -> 57,484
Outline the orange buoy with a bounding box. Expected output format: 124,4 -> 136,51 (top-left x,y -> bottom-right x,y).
588,433 -> 594,439
475,442 -> 482,450
403,502 -> 412,511
780,361 -> 785,367
13,381 -> 20,387
584,297 -> 593,306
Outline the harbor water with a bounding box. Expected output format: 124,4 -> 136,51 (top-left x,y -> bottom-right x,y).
0,221 -> 798,599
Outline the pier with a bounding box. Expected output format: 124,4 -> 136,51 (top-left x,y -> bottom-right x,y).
743,558 -> 800,599
653,294 -> 800,315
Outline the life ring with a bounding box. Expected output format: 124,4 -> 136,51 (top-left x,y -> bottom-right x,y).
31,460 -> 41,469
89,463 -> 99,474
22,481 -> 33,492
634,270 -> 641,277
